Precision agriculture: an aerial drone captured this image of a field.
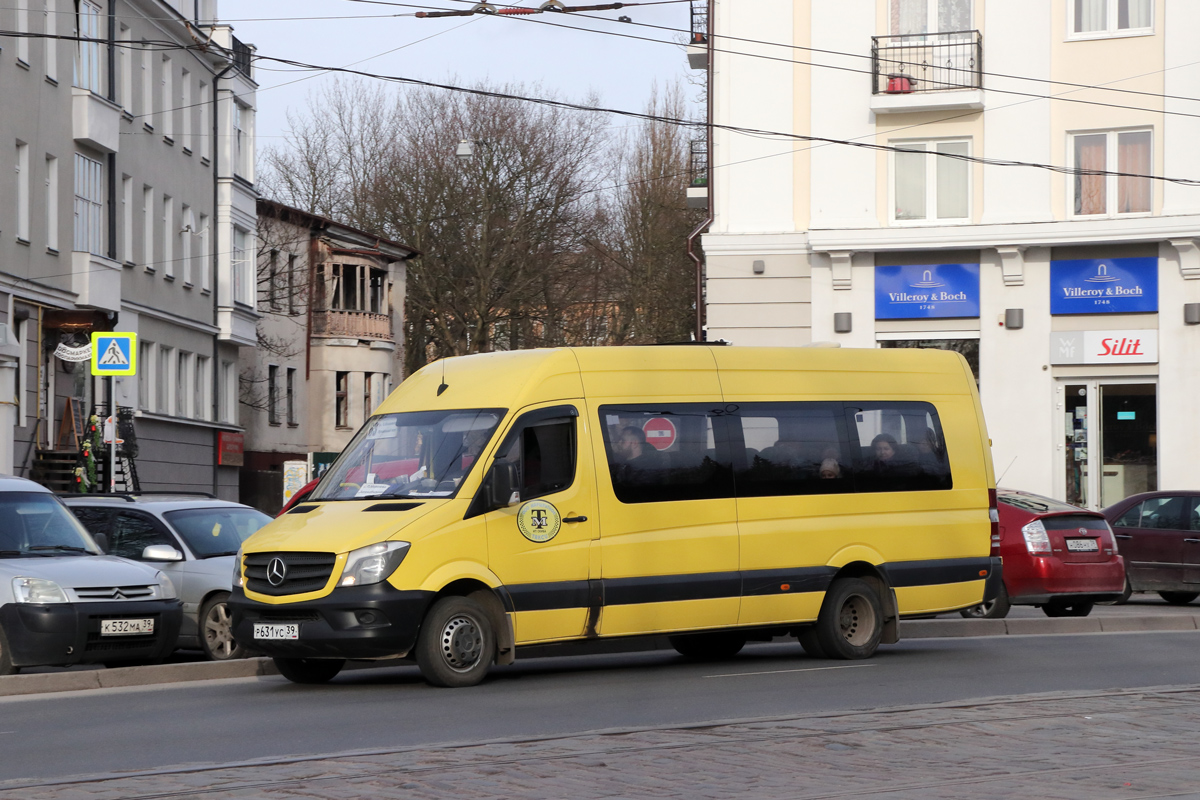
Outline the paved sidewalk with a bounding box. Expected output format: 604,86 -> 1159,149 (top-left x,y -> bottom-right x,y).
4,684 -> 1200,800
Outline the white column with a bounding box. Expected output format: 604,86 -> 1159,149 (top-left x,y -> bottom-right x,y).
0,361 -> 17,475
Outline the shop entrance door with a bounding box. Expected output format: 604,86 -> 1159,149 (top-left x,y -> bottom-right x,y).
1061,382 -> 1157,510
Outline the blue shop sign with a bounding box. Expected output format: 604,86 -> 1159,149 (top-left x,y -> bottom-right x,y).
875,263 -> 980,320
1050,257 -> 1158,315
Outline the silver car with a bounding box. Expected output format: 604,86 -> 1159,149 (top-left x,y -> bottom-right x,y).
62,494 -> 271,661
0,476 -> 182,674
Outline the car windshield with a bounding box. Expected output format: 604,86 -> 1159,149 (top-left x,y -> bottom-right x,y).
163,507 -> 273,558
313,409 -> 506,501
0,493 -> 102,556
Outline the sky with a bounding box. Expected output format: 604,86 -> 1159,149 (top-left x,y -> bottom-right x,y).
228,0 -> 697,145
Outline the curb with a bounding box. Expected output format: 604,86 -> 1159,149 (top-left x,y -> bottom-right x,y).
2,615 -> 1197,698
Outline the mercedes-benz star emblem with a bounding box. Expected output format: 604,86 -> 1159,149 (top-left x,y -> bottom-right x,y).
267,557 -> 288,586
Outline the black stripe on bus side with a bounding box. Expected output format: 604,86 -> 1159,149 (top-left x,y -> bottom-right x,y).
741,567 -> 837,596
881,557 -> 995,588
603,571 -> 742,606
505,581 -> 591,612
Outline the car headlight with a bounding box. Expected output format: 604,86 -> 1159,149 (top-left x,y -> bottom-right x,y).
340,541 -> 410,587
12,577 -> 69,604
233,546 -> 244,588
156,571 -> 178,600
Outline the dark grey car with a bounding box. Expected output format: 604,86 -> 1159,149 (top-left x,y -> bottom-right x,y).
62,494 -> 271,660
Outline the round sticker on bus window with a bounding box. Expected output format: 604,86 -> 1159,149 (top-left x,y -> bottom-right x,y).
517,500 -> 562,543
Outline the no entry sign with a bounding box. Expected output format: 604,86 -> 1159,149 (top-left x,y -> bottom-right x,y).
642,417 -> 676,451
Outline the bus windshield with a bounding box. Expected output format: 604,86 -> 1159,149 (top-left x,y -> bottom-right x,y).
312,409 -> 506,501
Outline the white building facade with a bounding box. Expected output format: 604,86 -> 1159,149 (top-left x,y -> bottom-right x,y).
697,0 -> 1200,509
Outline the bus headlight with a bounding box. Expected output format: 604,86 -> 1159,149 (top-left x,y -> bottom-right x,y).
340,541 -> 410,587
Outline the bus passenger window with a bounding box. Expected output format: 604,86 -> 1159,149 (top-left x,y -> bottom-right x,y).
600,405 -> 734,504
847,403 -> 952,492
733,403 -> 853,498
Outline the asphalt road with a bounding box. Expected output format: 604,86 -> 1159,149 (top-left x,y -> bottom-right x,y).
2,628 -> 1199,784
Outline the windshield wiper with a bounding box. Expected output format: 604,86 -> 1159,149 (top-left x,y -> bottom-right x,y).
27,545 -> 93,554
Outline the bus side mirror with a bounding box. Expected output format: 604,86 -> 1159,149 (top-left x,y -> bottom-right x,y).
488,462 -> 520,509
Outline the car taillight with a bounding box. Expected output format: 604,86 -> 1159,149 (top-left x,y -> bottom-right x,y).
1106,521 -> 1119,555
988,489 -> 1001,553
1022,519 -> 1052,554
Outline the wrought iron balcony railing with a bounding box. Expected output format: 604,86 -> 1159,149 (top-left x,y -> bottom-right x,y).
871,30 -> 981,95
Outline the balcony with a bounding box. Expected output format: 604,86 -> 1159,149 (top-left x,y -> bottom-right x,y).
313,309 -> 392,341
870,30 -> 983,114
687,139 -> 708,210
232,36 -> 252,80
687,1 -> 707,70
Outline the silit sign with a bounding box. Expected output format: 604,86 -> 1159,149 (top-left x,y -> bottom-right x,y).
1050,257 -> 1157,315
1051,330 -> 1158,365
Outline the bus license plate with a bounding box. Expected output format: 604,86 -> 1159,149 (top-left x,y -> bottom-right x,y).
1066,538 -> 1099,552
101,618 -> 154,636
254,623 -> 299,640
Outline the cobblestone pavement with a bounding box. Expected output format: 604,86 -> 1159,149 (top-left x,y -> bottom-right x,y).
5,685 -> 1200,800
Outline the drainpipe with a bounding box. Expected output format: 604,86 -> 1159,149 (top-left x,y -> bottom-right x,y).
211,62 -> 233,497
685,0 -> 715,343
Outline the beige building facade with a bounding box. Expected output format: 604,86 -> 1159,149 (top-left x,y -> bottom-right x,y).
698,0 -> 1200,508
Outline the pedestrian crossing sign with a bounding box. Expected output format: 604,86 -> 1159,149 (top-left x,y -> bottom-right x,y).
90,332 -> 137,376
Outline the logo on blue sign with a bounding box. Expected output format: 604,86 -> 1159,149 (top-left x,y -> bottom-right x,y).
875,264 -> 980,320
1050,258 -> 1157,315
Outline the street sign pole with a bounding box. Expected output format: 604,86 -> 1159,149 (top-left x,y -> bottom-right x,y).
109,375 -> 117,493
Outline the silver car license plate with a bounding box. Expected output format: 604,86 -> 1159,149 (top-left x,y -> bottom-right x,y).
1065,538 -> 1099,552
101,618 -> 154,636
254,623 -> 299,640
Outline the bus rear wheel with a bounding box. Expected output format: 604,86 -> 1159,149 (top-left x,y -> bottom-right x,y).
815,578 -> 884,660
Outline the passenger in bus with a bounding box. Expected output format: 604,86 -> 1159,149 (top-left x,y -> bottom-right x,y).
819,458 -> 842,479
871,433 -> 920,479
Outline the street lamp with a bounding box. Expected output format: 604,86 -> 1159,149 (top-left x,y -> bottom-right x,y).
455,139 -> 477,161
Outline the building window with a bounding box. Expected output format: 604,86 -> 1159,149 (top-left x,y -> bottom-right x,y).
286,367 -> 297,426
74,0 -> 102,92
1071,0 -> 1152,37
233,101 -> 253,180
177,351 -> 191,418
233,227 -> 253,305
335,371 -> 349,428
892,140 -> 969,223
45,155 -> 58,251
198,212 -> 210,290
286,254 -> 297,314
161,195 -> 174,277
138,341 -> 153,411
142,185 -> 154,269
74,153 -> 104,255
196,356 -> 211,421
220,360 -> 235,423
322,263 -> 388,312
889,0 -> 971,35
268,364 -> 279,425
118,25 -> 131,109
363,372 -> 374,421
16,142 -> 30,242
160,56 -> 172,139
121,175 -> 132,263
1072,129 -> 1151,216
267,250 -> 281,310
44,0 -> 57,82
198,83 -> 210,160
158,346 -> 172,414
181,205 -> 193,285
141,47 -> 153,129
180,70 -> 191,151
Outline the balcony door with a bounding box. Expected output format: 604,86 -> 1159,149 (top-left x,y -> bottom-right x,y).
890,0 -> 972,36
884,0 -> 975,94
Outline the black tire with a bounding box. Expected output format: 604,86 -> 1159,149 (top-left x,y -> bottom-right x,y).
796,627 -> 828,659
273,657 -> 345,684
960,584 -> 1012,619
200,593 -> 246,661
415,596 -> 495,688
814,577 -> 884,660
1158,591 -> 1200,605
669,632 -> 746,660
1043,599 -> 1094,617
0,625 -> 17,676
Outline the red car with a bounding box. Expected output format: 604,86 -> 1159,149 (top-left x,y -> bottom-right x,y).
277,478 -> 319,517
1103,490 -> 1200,605
962,489 -> 1126,618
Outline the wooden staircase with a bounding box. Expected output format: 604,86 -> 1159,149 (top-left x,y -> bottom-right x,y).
31,450 -> 83,493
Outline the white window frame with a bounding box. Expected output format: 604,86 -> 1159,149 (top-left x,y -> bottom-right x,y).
74,0 -> 102,93
180,70 -> 192,152
176,350 -> 192,418
1067,127 -> 1154,219
198,82 -> 210,162
16,0 -> 29,65
181,204 -> 193,285
118,25 -> 131,110
74,152 -> 104,255
888,138 -> 972,226
158,345 -> 173,414
161,194 -> 174,278
220,360 -> 236,423
1067,0 -> 1153,41
141,46 -> 153,130
195,355 -> 211,421
233,226 -> 253,306
44,0 -> 56,83
198,212 -> 210,291
45,154 -> 58,252
160,55 -> 173,141
138,340 -> 154,411
121,175 -> 132,263
142,184 -> 154,270
16,142 -> 30,243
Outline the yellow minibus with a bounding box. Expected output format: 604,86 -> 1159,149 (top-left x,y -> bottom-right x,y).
230,346 -> 1001,687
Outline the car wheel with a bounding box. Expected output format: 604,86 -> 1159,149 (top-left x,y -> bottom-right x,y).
960,584 -> 1011,619
669,632 -> 746,660
0,625 -> 17,676
1100,578 -> 1133,606
796,627 -> 828,659
273,657 -> 345,684
415,596 -> 495,688
1043,600 -> 1094,617
1158,591 -> 1200,605
814,578 -> 884,660
200,593 -> 246,661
